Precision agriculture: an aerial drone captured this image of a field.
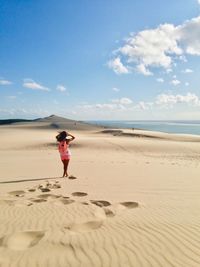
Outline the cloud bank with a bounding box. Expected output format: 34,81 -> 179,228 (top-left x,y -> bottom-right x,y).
77,92 -> 200,116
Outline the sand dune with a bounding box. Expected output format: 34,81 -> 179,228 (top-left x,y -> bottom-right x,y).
1,116 -> 200,266
1,115 -> 102,131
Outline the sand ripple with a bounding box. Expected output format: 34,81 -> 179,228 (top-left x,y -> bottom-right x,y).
0,190 -> 200,267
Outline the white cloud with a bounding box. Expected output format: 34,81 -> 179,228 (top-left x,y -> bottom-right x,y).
138,102 -> 146,110
185,82 -> 189,86
77,98 -> 133,114
107,57 -> 129,74
56,84 -> 67,92
176,16 -> 200,55
138,101 -> 149,110
81,103 -> 118,110
23,79 -> 49,91
73,89 -> 200,120
134,101 -> 154,110
156,92 -> 200,106
69,90 -> 200,120
0,107 -> 50,118
171,79 -> 181,86
182,68 -> 193,73
112,97 -> 133,105
117,23 -> 181,74
109,15 -> 200,75
179,55 -> 187,62
95,103 -> 118,110
0,79 -> 12,85
136,64 -> 153,76
156,78 -> 164,83
112,87 -> 120,92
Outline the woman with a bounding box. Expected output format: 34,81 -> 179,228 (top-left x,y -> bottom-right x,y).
56,131 -> 75,177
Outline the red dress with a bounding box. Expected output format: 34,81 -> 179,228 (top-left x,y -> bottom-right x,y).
58,140 -> 71,160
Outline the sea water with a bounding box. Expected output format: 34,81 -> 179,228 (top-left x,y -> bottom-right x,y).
88,120 -> 200,136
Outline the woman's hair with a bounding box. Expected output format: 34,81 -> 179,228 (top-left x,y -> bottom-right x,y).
56,131 -> 67,142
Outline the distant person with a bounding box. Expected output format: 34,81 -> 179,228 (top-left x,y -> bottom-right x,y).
56,131 -> 75,177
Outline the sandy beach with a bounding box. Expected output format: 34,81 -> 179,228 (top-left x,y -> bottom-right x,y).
1,115 -> 200,267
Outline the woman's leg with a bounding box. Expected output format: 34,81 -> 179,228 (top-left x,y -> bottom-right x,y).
62,159 -> 70,177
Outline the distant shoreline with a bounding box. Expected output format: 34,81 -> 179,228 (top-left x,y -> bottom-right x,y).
87,120 -> 200,136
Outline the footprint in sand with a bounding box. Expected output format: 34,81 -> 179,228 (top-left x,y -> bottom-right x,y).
91,200 -> 139,217
65,220 -> 103,233
100,201 -> 138,217
120,201 -> 139,209
72,192 -> 88,197
0,231 -> 45,250
62,200 -> 139,234
81,202 -> 89,205
103,208 -> 115,217
40,188 -> 51,193
8,190 -> 25,197
60,198 -> 75,205
90,200 -> 111,207
28,188 -> 36,192
37,194 -> 61,200
37,181 -> 61,192
68,175 -> 77,180
32,199 -> 47,203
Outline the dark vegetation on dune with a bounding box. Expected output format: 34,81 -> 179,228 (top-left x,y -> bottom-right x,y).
0,119 -> 33,125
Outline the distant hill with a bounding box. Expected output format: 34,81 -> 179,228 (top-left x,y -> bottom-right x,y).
0,115 -> 102,131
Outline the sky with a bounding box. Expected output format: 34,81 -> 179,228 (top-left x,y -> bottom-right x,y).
1,0 -> 200,120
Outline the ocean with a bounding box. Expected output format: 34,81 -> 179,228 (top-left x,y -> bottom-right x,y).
88,120 -> 200,136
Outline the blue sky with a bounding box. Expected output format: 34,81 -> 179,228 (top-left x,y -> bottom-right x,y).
1,0 -> 200,120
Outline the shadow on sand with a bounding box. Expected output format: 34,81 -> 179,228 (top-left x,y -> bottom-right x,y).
0,177 -> 62,184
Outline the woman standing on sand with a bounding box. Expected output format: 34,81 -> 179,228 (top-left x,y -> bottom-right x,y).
56,131 -> 75,177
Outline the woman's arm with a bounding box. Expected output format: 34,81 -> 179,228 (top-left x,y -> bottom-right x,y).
67,133 -> 75,142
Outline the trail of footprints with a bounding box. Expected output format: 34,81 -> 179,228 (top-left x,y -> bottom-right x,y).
0,177 -> 139,250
